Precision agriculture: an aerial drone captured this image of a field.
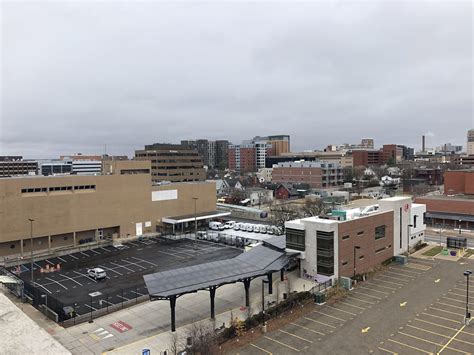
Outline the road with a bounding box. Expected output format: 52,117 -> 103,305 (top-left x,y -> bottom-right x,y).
425,232 -> 474,248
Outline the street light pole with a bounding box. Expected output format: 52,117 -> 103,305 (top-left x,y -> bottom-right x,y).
28,218 -> 34,284
464,270 -> 472,324
262,279 -> 269,332
459,219 -> 462,235
407,224 -> 413,258
192,197 -> 198,250
353,246 -> 361,278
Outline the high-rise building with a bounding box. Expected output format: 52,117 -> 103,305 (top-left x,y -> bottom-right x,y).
361,139 -> 375,149
467,129 -> 474,155
215,140 -> 229,169
135,143 -> 205,183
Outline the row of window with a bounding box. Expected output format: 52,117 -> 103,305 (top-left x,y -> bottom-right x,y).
341,225 -> 386,241
340,244 -> 392,265
21,185 -> 96,194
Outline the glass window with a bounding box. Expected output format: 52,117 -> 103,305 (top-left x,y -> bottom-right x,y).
375,225 -> 386,240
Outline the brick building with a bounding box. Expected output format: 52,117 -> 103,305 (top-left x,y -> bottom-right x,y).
272,161 -> 343,189
444,170 -> 474,195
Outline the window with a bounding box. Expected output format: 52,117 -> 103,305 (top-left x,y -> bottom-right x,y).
375,247 -> 386,253
342,261 -> 348,266
342,235 -> 350,240
414,215 -> 417,228
286,228 -> 305,251
64,236 -> 68,240
10,244 -> 15,249
357,231 -> 364,236
375,225 -> 386,240
359,255 -> 364,260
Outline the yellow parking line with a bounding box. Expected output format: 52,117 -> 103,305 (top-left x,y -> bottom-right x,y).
325,305 -> 357,316
441,296 -> 467,305
264,335 -> 300,352
429,306 -> 464,317
304,317 -> 336,329
422,312 -> 461,324
365,282 -> 397,291
387,338 -> 433,354
312,310 -> 347,322
438,325 -> 467,354
352,291 -> 382,300
406,325 -> 474,346
358,285 -> 390,295
278,329 -> 313,343
414,318 -> 458,332
436,301 -> 466,311
377,274 -> 410,283
290,322 -> 325,336
378,346 -> 398,354
339,301 -> 365,310
250,343 -> 273,354
373,278 -> 404,286
389,266 -> 422,275
384,270 -> 415,279
347,296 -> 376,305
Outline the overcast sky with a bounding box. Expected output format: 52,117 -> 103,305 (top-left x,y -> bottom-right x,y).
1,1 -> 473,158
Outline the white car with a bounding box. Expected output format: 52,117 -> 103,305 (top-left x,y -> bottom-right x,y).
245,224 -> 253,232
114,244 -> 129,250
224,221 -> 235,229
87,267 -> 107,280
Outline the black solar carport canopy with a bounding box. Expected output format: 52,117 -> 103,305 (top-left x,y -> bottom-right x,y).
143,245 -> 288,298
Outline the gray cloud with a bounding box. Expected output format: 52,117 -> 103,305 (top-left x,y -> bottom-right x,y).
1,1 -> 472,158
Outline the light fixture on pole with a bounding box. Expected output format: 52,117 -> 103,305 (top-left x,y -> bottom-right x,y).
459,219 -> 462,235
28,218 -> 34,284
407,224 -> 413,257
353,246 -> 361,278
262,279 -> 269,333
192,197 -> 198,250
464,270 -> 472,325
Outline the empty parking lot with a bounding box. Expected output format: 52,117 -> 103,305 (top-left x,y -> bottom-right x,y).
235,255 -> 474,355
12,237 -> 241,318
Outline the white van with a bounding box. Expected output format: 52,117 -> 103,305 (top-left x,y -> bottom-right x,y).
259,225 -> 267,234
209,221 -> 224,231
252,224 -> 260,233
224,221 -> 235,229
245,224 -> 253,232
233,223 -> 240,231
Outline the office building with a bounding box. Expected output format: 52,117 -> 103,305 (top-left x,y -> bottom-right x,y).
467,129 -> 474,155
0,156 -> 38,177
272,161 -> 344,188
215,140 -> 229,170
285,197 -> 426,279
38,159 -> 73,176
135,143 -> 205,183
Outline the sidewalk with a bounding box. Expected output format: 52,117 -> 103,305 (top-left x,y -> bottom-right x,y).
426,226 -> 474,238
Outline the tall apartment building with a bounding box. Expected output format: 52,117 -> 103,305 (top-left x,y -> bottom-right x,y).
467,129 -> 474,155
135,143 -> 205,183
228,143 -> 257,173
0,156 -> 38,177
181,139 -> 229,169
228,135 -> 282,172
272,161 -> 344,188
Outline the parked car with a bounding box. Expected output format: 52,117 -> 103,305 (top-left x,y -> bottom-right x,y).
114,244 -> 129,250
209,221 -> 225,231
266,226 -> 274,235
259,225 -> 267,234
87,267 -> 107,280
253,224 -> 260,233
245,224 -> 253,232
233,223 -> 240,231
196,231 -> 207,240
224,221 -> 235,229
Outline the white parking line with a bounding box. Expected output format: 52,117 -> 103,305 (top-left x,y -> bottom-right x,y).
57,256 -> 67,263
33,282 -> 52,294
325,305 -> 356,316
45,259 -> 55,265
130,256 -> 158,266
384,270 -> 415,279
365,282 -> 396,291
110,261 -> 135,272
98,265 -> 123,276
155,250 -> 186,259
68,254 -> 79,260
358,286 -> 390,295
128,241 -> 140,247
90,249 -> 101,255
73,270 -> 97,283
120,259 -> 147,270
352,291 -> 382,300
130,290 -> 144,296
117,295 -> 130,301
60,274 -> 83,287
80,252 -> 90,257
34,262 -> 42,269
84,304 -> 98,311
100,247 -> 110,253
45,277 -> 68,290
312,310 -> 346,322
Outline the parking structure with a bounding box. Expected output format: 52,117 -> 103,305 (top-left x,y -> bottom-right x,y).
12,237 -> 241,318
235,255 -> 474,355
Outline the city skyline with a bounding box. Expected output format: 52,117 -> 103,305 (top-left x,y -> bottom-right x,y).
1,1 -> 472,158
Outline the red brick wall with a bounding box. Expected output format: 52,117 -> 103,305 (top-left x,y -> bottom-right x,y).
444,171 -> 474,195
240,147 -> 256,172
275,186 -> 290,199
272,167 -> 322,188
228,148 -> 237,170
415,197 -> 474,215
338,211 -> 394,278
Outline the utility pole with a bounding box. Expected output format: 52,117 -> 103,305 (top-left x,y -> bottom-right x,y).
464,270 -> 472,325
192,197 -> 198,250
28,218 -> 34,284
407,224 -> 413,258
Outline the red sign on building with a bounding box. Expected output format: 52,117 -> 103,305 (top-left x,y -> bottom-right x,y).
110,320 -> 132,333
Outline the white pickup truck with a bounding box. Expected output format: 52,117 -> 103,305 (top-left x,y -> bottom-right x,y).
87,267 -> 107,280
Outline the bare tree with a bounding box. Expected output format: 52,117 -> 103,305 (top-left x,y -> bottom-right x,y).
169,331 -> 183,355
185,321 -> 218,355
301,197 -> 323,217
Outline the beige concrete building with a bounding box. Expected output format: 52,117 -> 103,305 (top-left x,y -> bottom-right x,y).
0,164 -> 218,258
135,143 -> 205,183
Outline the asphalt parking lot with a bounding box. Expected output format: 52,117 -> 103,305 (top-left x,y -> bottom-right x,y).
12,237 -> 241,317
235,255 -> 474,355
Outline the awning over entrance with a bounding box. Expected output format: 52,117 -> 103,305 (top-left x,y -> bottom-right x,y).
161,210 -> 231,225
425,212 -> 474,223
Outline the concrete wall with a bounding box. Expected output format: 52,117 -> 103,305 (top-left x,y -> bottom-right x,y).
379,196 -> 412,256
410,204 -> 426,247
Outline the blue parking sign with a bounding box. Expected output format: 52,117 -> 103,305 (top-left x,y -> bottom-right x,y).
142,349 -> 150,355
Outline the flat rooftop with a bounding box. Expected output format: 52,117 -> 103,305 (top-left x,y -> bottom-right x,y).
417,194 -> 474,201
